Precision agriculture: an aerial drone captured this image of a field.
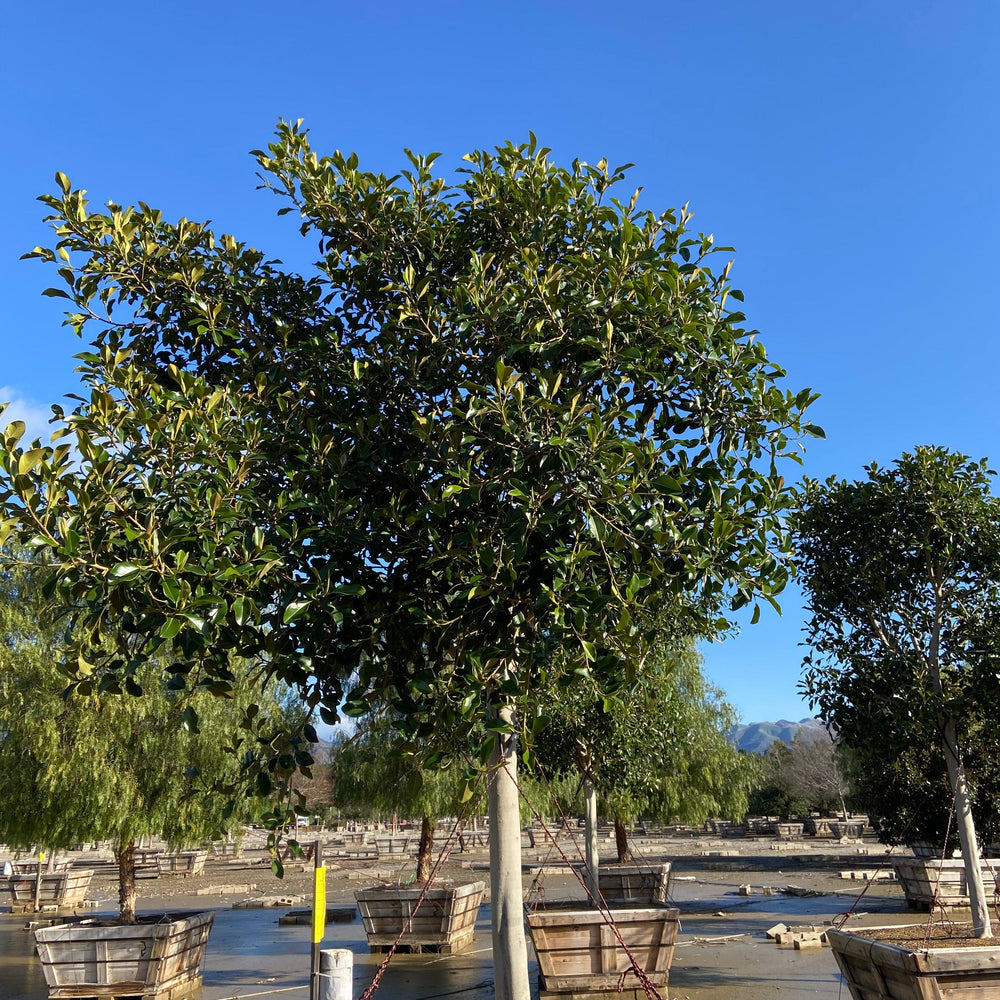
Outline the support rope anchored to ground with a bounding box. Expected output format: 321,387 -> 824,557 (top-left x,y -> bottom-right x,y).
356,769 -> 487,1000
511,761 -> 665,1000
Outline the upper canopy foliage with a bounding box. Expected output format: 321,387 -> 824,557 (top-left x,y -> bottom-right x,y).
1,124 -> 820,758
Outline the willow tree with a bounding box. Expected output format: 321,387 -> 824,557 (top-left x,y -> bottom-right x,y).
331,720 -> 481,883
797,446 -> 1000,938
2,125 -> 819,999
533,638 -> 757,897
0,552 -> 295,922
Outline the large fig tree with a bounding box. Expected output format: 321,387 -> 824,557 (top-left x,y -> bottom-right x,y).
1,125 -> 819,998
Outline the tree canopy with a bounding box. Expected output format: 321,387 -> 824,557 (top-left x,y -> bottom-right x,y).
796,445 -> 1000,934
533,637 -> 757,828
2,125 -> 822,994
2,124 -> 819,746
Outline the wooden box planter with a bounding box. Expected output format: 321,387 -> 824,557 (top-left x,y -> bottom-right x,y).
892,857 -> 1000,910
12,859 -> 72,875
803,817 -> 833,837
830,820 -> 866,839
355,880 -> 485,954
156,851 -> 207,877
774,822 -> 805,840
598,864 -> 672,905
8,869 -> 94,910
828,924 -> 1000,1000
526,903 -> 679,995
911,842 -> 947,859
373,835 -> 414,856
34,910 -> 214,1000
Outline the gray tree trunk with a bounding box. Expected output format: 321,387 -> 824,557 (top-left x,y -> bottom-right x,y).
942,719 -> 992,936
488,704 -> 530,1000
583,777 -> 600,902
116,839 -> 138,925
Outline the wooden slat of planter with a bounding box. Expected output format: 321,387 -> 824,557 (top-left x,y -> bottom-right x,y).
34,911 -> 213,999
9,869 -> 93,907
528,906 -> 678,993
355,882 -> 484,952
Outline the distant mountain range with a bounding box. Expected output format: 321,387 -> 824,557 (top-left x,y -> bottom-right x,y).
729,718 -> 827,754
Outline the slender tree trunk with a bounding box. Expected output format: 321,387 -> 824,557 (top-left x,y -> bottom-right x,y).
942,719 -> 991,936
927,597 -> 991,938
416,815 -> 435,883
614,815 -> 633,864
33,850 -> 43,913
583,777 -> 600,902
116,838 -> 138,925
488,703 -> 530,1000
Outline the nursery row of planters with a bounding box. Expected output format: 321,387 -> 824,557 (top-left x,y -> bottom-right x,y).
19,853 -> 1000,1000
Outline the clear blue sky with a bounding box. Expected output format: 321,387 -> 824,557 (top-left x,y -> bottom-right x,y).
3,1 -> 997,724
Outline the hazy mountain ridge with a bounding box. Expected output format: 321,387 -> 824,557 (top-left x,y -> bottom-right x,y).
729,717 -> 826,754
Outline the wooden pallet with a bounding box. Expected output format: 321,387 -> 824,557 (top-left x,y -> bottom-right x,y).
539,984 -> 648,1000
43,974 -> 203,1000
367,929 -> 475,955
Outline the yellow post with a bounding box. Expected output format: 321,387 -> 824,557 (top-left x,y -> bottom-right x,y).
310,840 -> 325,1000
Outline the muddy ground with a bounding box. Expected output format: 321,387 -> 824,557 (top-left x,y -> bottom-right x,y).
0,829 -> 935,1000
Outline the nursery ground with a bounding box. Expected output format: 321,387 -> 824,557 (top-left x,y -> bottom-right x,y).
0,830 -> 936,1000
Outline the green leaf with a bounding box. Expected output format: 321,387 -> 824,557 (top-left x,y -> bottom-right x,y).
159,618 -> 182,639
110,563 -> 141,581
282,600 -> 310,624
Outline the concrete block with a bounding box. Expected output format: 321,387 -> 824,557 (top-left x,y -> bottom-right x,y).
765,922 -> 789,940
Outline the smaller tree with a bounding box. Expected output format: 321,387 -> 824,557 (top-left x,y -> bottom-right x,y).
533,636 -> 757,896
331,719 -> 481,883
780,730 -> 851,818
0,553 -> 297,922
797,446 -> 1000,937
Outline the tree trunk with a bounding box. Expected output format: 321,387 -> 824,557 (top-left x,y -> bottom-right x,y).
583,777 -> 600,902
33,850 -> 43,912
416,815 -> 436,883
614,815 -> 633,864
116,839 -> 138,925
488,703 -> 530,1000
942,719 -> 992,936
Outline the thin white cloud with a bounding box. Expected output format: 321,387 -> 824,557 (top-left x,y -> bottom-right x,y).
0,387 -> 58,447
